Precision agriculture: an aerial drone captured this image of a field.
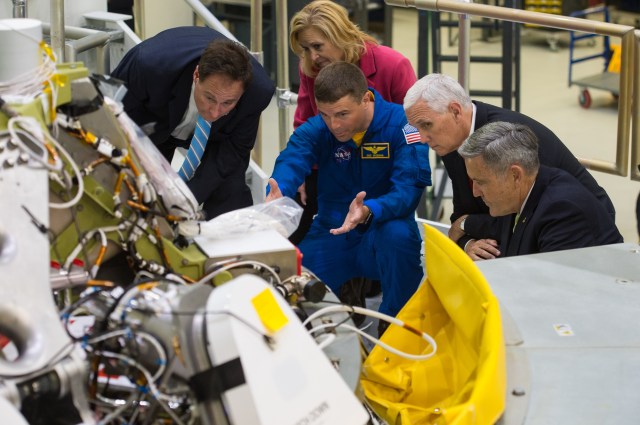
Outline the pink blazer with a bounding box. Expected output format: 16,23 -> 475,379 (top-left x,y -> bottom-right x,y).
293,42 -> 417,128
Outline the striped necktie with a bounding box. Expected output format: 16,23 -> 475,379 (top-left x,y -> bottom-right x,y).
178,115 -> 211,181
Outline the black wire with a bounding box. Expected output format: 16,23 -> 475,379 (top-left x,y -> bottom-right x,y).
60,289 -> 106,342
132,306 -> 275,345
66,184 -> 92,276
88,279 -> 147,395
21,205 -> 48,234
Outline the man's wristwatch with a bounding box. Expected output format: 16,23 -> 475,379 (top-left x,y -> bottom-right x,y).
363,208 -> 374,227
460,217 -> 467,232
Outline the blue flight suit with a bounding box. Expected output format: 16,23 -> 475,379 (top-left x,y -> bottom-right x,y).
270,89 -> 432,317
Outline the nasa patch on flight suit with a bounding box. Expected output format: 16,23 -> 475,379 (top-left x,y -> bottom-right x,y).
333,145 -> 353,163
361,143 -> 390,159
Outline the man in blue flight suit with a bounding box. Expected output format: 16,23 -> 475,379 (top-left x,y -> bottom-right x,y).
266,62 -> 431,334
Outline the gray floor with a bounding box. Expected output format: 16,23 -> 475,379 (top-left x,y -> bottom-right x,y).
257,8 -> 639,244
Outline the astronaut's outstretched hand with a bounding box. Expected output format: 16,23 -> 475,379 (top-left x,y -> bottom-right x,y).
330,191 -> 368,235
265,178 -> 283,202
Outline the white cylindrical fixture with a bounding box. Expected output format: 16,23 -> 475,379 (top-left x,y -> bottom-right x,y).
0,18 -> 42,82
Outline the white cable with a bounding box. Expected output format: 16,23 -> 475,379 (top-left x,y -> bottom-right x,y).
309,322 -> 437,361
89,350 -> 186,425
87,329 -> 167,382
46,125 -> 84,209
0,45 -> 57,98
62,226 -> 120,271
0,20 -> 56,98
97,392 -> 138,425
304,304 -> 437,360
6,116 -> 63,170
303,304 -> 391,327
315,333 -> 336,350
89,228 -> 108,277
194,259 -> 282,286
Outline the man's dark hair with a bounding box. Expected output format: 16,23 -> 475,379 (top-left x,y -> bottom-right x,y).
199,39 -> 253,89
314,61 -> 368,104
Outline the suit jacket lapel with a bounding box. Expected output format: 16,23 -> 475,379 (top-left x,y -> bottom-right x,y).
473,101 -> 489,131
506,213 -> 526,256
499,214 -> 517,255
505,168 -> 548,256
169,66 -> 195,135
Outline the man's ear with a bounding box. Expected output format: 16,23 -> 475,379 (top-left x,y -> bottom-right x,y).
510,164 -> 525,183
449,101 -> 463,119
361,91 -> 372,106
193,65 -> 200,83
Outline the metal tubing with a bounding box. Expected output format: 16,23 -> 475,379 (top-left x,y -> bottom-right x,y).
50,270 -> 89,290
419,10 -> 430,76
183,0 -> 237,42
250,0 -> 262,54
64,33 -> 111,72
388,0 -> 633,36
12,0 -> 26,18
250,0 -> 263,166
440,55 -> 503,62
43,24 -> 122,41
276,0 -> 291,151
42,24 -> 118,75
386,0 -> 637,177
50,0 -> 65,62
632,30 -> 640,181
616,30 -> 633,175
579,28 -> 631,176
133,0 -> 144,39
458,10 -> 470,91
502,0 -> 514,110
514,0 -> 521,112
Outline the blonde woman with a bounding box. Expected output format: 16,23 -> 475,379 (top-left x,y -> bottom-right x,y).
290,0 -> 416,128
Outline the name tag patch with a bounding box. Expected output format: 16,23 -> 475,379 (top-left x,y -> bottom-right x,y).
361,143 -> 390,159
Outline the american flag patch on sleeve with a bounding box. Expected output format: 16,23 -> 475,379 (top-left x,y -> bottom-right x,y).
402,123 -> 421,144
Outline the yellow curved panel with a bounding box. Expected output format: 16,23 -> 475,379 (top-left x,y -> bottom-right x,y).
361,224 -> 506,425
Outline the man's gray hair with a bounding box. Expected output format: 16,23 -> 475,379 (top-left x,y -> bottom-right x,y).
404,73 -> 472,113
458,121 -> 540,175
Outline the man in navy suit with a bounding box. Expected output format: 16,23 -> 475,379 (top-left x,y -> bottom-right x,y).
404,73 -> 615,260
111,26 -> 275,219
458,122 -> 622,257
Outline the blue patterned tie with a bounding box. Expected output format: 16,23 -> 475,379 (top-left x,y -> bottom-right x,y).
178,115 -> 211,181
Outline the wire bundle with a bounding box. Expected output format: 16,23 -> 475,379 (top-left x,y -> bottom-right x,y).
0,19 -> 57,100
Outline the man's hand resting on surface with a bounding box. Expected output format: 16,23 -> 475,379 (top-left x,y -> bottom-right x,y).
464,238 -> 500,261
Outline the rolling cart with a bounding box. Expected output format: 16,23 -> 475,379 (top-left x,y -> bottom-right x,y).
523,0 -> 589,50
568,4 -> 618,108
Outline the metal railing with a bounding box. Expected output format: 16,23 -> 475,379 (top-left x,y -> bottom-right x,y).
184,0 -> 238,41
42,24 -> 121,75
386,0 -> 640,181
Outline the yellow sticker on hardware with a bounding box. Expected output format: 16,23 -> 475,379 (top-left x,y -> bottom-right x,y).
252,289 -> 288,333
